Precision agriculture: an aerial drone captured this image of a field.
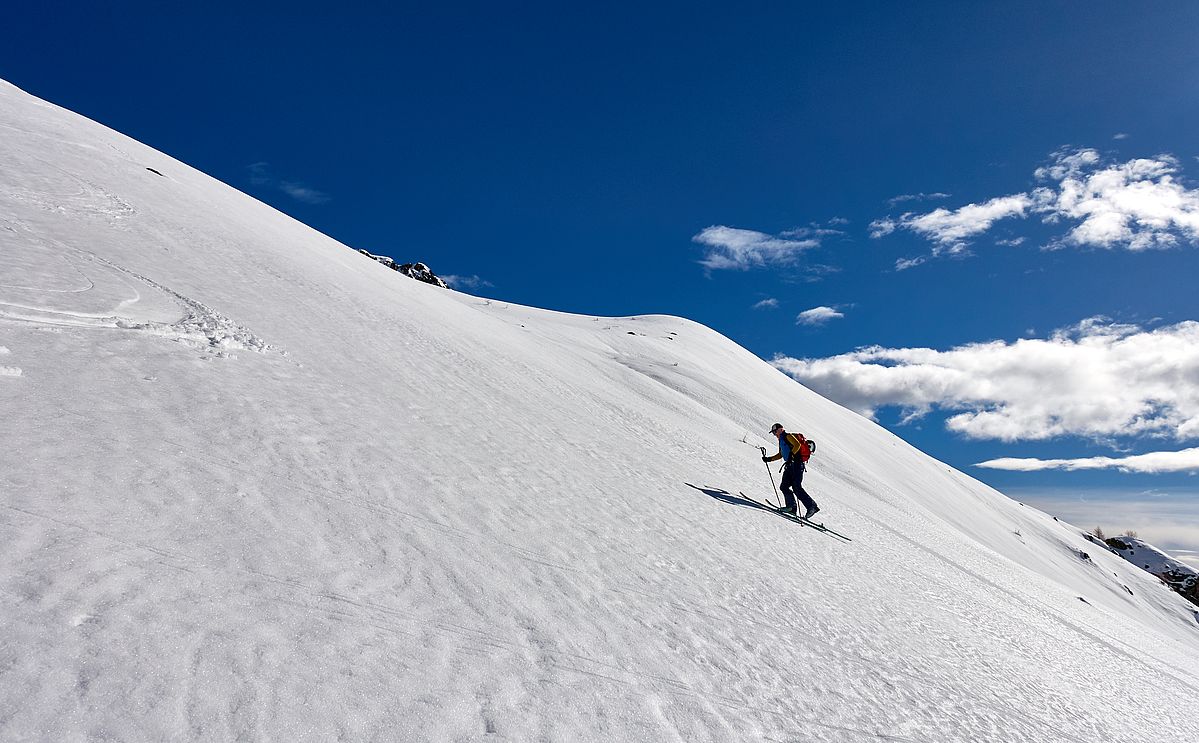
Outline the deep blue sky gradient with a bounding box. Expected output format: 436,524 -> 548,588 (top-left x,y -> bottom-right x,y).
5,1 -> 1199,532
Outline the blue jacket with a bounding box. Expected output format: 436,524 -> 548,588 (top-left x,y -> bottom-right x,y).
765,431 -> 805,464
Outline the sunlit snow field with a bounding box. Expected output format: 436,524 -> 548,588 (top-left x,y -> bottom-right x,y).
2,78 -> 1197,741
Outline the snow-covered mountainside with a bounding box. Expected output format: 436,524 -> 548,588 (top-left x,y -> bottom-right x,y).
2,78 -> 1198,741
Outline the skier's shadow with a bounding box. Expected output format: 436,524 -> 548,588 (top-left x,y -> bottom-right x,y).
683,483 -> 771,511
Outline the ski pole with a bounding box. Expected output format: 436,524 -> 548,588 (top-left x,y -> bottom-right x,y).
758,446 -> 781,509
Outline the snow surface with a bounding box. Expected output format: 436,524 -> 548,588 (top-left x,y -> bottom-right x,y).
2,77 -> 1198,741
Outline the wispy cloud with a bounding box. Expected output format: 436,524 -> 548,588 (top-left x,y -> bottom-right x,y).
868,219 -> 897,239
442,274 -> 494,291
279,182 -> 331,205
796,306 -> 844,326
248,161 -> 271,185
886,192 -> 951,208
753,298 -> 779,310
784,223 -> 846,239
873,194 -> 1033,268
978,448 -> 1199,473
247,162 -> 331,205
1113,132 -> 1129,140
693,226 -> 819,271
873,147 -> 1199,267
773,316 -> 1199,442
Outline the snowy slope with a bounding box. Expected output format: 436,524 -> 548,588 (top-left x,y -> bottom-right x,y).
2,78 -> 1198,742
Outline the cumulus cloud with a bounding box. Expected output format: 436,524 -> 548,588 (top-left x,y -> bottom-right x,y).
773,317 -> 1199,442
1037,149 -> 1199,250
978,448 -> 1199,473
753,298 -> 779,310
873,148 -> 1199,266
796,306 -> 844,326
693,226 -> 819,271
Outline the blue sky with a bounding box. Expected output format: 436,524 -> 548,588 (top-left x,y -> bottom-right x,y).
5,1 -> 1199,560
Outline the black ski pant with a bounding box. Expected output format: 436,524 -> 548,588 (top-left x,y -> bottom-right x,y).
780,461 -> 817,512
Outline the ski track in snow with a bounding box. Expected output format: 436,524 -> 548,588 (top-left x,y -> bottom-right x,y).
0,222 -> 277,357
2,76 -> 1198,742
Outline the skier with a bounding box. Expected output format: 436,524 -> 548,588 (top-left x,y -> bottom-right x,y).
763,423 -> 820,519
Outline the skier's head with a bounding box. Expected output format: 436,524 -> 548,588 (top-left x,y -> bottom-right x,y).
770,423 -> 784,436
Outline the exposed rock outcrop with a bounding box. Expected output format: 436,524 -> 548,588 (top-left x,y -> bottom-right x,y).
356,250 -> 448,289
1106,535 -> 1199,607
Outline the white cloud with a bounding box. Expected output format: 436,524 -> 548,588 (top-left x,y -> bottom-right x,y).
978,448 -> 1199,473
442,274 -> 493,290
795,306 -> 844,326
886,192 -> 951,207
1038,150 -> 1199,250
873,148 -> 1199,264
890,194 -> 1034,254
248,163 -> 331,205
248,162 -> 271,185
1032,147 -> 1103,181
279,182 -> 331,205
893,255 -> 927,271
783,224 -> 845,239
869,218 -> 897,238
753,298 -> 779,310
773,317 -> 1199,442
1113,133 -> 1129,140
693,226 -> 819,271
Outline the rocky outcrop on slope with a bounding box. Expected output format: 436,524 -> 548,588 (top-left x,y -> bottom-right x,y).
398,262 -> 448,288
1106,536 -> 1199,607
356,250 -> 448,289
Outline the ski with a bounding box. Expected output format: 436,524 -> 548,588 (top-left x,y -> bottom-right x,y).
738,492 -> 851,541
793,515 -> 852,542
